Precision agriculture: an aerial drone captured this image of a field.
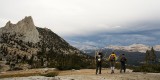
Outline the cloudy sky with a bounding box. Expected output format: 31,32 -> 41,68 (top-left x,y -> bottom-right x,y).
0,0 -> 160,47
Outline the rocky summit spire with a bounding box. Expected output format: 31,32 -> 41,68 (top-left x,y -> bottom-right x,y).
0,16 -> 40,43
16,16 -> 35,29
5,21 -> 12,27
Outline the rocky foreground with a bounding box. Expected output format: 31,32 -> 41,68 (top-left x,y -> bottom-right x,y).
1,68 -> 160,80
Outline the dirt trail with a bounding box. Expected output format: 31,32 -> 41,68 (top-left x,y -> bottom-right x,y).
1,68 -> 160,80
57,69 -> 160,80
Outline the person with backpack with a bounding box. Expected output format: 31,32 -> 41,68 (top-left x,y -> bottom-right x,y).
95,51 -> 103,74
108,52 -> 117,74
120,54 -> 127,73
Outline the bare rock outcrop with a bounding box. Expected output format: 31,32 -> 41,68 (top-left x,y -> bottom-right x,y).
0,16 -> 40,43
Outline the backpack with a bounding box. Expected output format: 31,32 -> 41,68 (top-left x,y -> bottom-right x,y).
110,54 -> 115,61
120,56 -> 126,62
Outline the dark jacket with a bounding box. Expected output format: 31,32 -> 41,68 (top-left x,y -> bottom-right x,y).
96,52 -> 103,63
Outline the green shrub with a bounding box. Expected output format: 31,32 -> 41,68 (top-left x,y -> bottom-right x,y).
0,65 -> 2,69
12,67 -> 23,71
133,64 -> 160,73
41,72 -> 59,77
0,72 -> 59,78
0,73 -> 40,78
56,65 -> 80,70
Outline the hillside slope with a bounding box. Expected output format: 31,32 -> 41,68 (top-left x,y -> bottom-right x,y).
0,16 -> 93,70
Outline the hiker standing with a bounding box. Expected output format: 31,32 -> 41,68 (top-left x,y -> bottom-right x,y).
120,54 -> 127,73
95,51 -> 103,74
109,52 -> 117,74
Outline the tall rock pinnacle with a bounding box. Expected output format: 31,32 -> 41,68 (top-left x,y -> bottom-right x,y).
0,16 -> 40,43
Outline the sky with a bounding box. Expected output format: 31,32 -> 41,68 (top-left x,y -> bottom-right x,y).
0,0 -> 160,47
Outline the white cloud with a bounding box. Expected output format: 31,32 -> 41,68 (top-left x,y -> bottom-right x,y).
0,0 -> 160,37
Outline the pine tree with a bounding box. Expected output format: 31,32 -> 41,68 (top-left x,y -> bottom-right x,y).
28,54 -> 34,65
145,47 -> 157,64
145,50 -> 150,64
151,47 -> 156,62
23,55 -> 27,62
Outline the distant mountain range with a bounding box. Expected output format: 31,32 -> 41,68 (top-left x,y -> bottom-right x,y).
106,44 -> 160,53
70,43 -> 160,66
71,43 -> 160,53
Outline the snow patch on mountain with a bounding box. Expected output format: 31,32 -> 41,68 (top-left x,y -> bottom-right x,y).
154,45 -> 160,51
106,44 -> 151,53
